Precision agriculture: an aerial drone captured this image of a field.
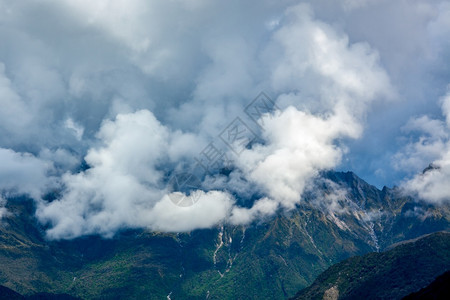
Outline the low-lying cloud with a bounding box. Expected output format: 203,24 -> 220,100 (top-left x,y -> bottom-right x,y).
36,110 -> 236,239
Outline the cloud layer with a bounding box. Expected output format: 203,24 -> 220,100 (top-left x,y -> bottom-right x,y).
0,0 -> 449,238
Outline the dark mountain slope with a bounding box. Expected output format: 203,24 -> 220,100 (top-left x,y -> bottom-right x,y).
403,270 -> 450,300
0,285 -> 80,300
292,232 -> 450,300
0,284 -> 23,300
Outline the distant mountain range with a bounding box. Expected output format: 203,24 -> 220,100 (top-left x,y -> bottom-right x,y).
0,171 -> 449,299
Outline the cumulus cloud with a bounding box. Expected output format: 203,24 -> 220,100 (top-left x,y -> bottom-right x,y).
236,108 -> 354,208
0,0 -> 449,238
229,5 -> 392,221
397,88 -> 450,204
149,191 -> 234,232
36,110 -> 233,239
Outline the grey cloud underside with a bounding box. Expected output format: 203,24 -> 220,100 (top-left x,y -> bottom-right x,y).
0,0 -> 449,238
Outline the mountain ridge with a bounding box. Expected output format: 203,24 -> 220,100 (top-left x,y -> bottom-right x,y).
291,231 -> 450,300
0,171 -> 449,299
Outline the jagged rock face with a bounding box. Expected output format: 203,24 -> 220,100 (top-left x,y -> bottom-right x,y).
0,172 -> 449,299
320,171 -> 450,250
323,286 -> 339,300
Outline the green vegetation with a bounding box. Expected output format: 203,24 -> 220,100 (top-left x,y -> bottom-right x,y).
292,232 -> 450,300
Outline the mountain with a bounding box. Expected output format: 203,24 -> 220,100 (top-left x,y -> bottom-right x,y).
0,285 -> 23,300
0,285 -> 80,300
403,270 -> 450,300
291,232 -> 450,300
0,171 -> 449,299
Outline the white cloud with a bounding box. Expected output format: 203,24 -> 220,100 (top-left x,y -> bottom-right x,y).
267,4 -> 392,111
149,191 -> 234,232
0,148 -> 52,199
36,110 -> 232,239
397,88 -> 450,204
341,0 -> 382,11
0,196 -> 9,220
65,118 -> 84,141
402,161 -> 450,204
38,148 -> 80,172
0,62 -> 33,145
307,179 -> 351,215
229,197 -> 279,225
442,87 -> 450,125
229,4 -> 392,221
393,116 -> 448,173
236,107 -> 353,208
